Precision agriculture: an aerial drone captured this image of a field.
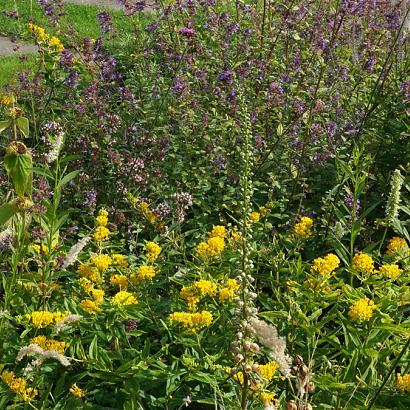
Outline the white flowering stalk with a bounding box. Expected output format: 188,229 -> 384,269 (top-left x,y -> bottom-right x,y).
247,317 -> 292,377
55,313 -> 83,334
46,130 -> 64,163
385,169 -> 403,226
16,343 -> 70,367
61,236 -> 91,268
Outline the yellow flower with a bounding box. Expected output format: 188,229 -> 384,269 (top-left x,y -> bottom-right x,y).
209,225 -> 228,238
196,241 -> 210,258
180,287 -> 201,310
379,263 -> 403,279
90,288 -> 105,303
136,265 -> 156,281
112,253 -> 127,267
93,225 -> 110,241
145,242 -> 161,261
259,361 -> 278,382
294,216 -> 313,238
259,206 -> 268,216
79,299 -> 101,314
352,253 -> 375,274
77,264 -> 99,282
348,298 -> 377,321
1,371 -> 38,402
30,335 -> 68,354
30,311 -> 55,328
258,391 -> 277,406
32,243 -> 49,255
69,383 -> 86,398
0,95 -> 10,105
397,373 -> 410,392
169,311 -> 213,333
90,254 -> 112,271
250,211 -> 261,223
111,291 -> 137,306
311,253 -> 340,279
48,36 -> 64,51
387,237 -> 408,255
231,230 -> 242,241
193,279 -> 217,296
96,215 -> 108,226
110,274 -> 128,288
99,209 -> 108,217
219,279 -> 240,302
207,236 -> 225,255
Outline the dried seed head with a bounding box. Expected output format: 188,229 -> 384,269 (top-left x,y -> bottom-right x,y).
306,382 -> 315,394
286,400 -> 298,410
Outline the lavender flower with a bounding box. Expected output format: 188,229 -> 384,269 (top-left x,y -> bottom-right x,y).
97,11 -> 113,34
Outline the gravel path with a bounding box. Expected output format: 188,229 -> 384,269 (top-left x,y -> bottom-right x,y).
0,36 -> 37,57
65,0 -> 122,9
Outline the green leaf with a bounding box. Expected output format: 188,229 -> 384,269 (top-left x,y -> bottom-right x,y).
0,120 -> 11,133
16,117 -> 29,137
4,152 -> 33,195
58,170 -> 80,188
0,203 -> 17,226
88,335 -> 98,360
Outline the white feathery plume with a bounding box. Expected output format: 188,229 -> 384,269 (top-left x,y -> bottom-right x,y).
247,317 -> 292,376
16,343 -> 71,367
55,313 -> 83,334
61,236 -> 91,268
46,131 -> 65,163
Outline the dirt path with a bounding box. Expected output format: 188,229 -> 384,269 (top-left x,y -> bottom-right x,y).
0,36 -> 37,57
65,0 -> 122,9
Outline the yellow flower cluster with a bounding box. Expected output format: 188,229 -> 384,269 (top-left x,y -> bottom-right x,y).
79,285 -> 105,314
169,311 -> 213,333
258,391 -> 277,407
69,383 -> 86,398
32,243 -> 49,255
1,371 -> 38,402
77,264 -> 99,282
129,196 -> 165,231
134,265 -> 157,281
110,274 -> 128,288
30,311 -> 67,328
311,253 -> 340,279
180,280 -> 217,310
96,209 -> 108,226
28,23 -> 64,51
94,225 -> 110,241
219,279 -> 240,302
379,263 -> 403,279
210,225 -> 228,238
348,298 -> 377,321
111,291 -> 137,306
231,226 -> 242,241
387,237 -> 409,255
259,361 -> 278,382
90,254 -> 112,271
112,253 -> 128,267
352,253 -> 375,274
249,211 -> 261,223
294,216 -> 313,238
0,95 -> 10,105
397,373 -> 410,392
31,335 -> 68,354
145,242 -> 161,261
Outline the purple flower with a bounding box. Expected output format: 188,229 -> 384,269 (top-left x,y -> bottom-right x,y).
343,192 -> 361,212
84,189 -> 97,208
97,11 -> 113,34
218,69 -> 233,84
179,26 -> 196,37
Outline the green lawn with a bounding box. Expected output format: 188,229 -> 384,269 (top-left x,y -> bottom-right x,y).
0,0 -> 140,90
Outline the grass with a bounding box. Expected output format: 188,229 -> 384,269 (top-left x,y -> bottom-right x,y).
0,0 -> 144,90
0,54 -> 37,89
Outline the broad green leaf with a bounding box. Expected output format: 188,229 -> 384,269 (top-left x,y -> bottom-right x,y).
16,117 -> 29,137
0,203 -> 17,226
58,170 -> 80,188
0,119 -> 11,133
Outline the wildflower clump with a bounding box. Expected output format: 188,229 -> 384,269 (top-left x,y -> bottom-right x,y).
28,23 -> 64,51
145,242 -> 161,261
249,211 -> 261,223
79,286 -> 105,314
30,335 -> 68,354
386,237 -> 408,255
397,373 -> 410,392
294,216 -> 313,238
111,291 -> 137,306
112,253 -> 128,267
259,361 -> 279,382
69,384 -> 86,398
30,311 -> 67,328
110,274 -> 128,288
219,279 -> 240,302
352,253 -> 375,274
169,311 -> 213,333
210,225 -> 228,238
135,265 -> 156,281
348,298 -> 377,322
79,299 -> 101,314
379,263 -> 403,279
90,254 -> 112,271
94,210 -> 110,241
180,280 -> 217,310
311,253 -> 340,279
1,371 -> 38,402
77,264 -> 99,282
96,209 -> 108,226
196,225 -> 227,258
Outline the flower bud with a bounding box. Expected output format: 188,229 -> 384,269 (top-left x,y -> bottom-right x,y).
234,354 -> 243,363
252,363 -> 260,373
302,404 -> 313,410
286,400 -> 298,410
244,364 -> 252,373
250,343 -> 260,353
242,341 -> 251,350
306,382 -> 315,394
